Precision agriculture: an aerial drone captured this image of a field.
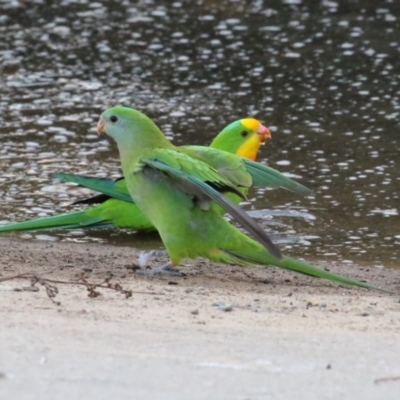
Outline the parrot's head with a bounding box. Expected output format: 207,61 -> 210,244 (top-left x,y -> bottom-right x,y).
97,106 -> 136,140
209,118 -> 271,161
97,106 -> 166,146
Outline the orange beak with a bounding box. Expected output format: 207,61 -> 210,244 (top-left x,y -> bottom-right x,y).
96,117 -> 105,135
257,124 -> 271,144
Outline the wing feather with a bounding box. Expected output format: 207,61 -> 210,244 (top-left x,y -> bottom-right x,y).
138,150 -> 282,259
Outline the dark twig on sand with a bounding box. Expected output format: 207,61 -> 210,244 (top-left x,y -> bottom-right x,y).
0,272 -> 161,304
374,375 -> 400,384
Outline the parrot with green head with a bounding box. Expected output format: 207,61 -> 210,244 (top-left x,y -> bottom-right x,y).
94,105 -> 383,291
0,118 -> 310,234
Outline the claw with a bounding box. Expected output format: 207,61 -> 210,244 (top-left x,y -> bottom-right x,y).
138,249 -> 168,268
136,262 -> 184,277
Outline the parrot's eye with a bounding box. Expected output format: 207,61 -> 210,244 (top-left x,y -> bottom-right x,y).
110,115 -> 118,123
241,130 -> 249,137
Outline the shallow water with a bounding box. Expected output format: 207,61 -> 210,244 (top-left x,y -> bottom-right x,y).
0,0 -> 399,268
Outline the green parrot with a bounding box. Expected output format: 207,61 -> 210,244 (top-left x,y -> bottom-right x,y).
0,118 -> 310,234
95,105 -> 384,291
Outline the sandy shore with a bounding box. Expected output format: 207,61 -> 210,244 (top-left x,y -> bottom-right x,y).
0,237 -> 399,399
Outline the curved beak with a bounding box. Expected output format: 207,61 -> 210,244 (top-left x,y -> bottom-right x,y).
97,117 -> 105,136
257,124 -> 271,144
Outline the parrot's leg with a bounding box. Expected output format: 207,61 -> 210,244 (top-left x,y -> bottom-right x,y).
138,250 -> 168,267
135,261 -> 183,277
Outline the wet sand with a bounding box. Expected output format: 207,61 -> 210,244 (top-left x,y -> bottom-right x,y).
1,237 -> 399,399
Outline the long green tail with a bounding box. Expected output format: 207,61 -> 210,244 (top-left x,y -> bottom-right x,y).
0,210 -> 110,232
222,246 -> 387,292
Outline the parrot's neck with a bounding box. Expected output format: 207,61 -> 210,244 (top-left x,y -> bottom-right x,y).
210,136 -> 237,153
115,129 -> 174,172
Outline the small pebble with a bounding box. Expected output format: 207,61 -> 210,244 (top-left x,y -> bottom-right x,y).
212,302 -> 234,312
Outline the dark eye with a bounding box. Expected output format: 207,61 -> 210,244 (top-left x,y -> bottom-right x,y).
110,115 -> 118,123
241,130 -> 249,137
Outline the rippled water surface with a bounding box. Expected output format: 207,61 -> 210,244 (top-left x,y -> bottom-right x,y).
0,0 -> 399,268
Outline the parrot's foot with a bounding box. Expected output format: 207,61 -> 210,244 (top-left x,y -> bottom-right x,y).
138,249 -> 168,268
136,262 -> 183,277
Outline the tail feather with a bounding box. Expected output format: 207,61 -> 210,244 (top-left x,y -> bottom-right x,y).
222,248 -> 387,292
73,193 -> 112,205
50,173 -> 132,203
0,211 -> 109,233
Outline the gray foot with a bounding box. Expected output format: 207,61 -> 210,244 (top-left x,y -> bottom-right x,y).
136,262 -> 184,277
138,250 -> 168,268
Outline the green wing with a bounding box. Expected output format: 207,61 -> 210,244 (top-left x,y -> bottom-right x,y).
242,159 -> 312,195
182,145 -> 312,195
52,148 -> 311,204
137,148 -> 282,258
181,145 -> 253,189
